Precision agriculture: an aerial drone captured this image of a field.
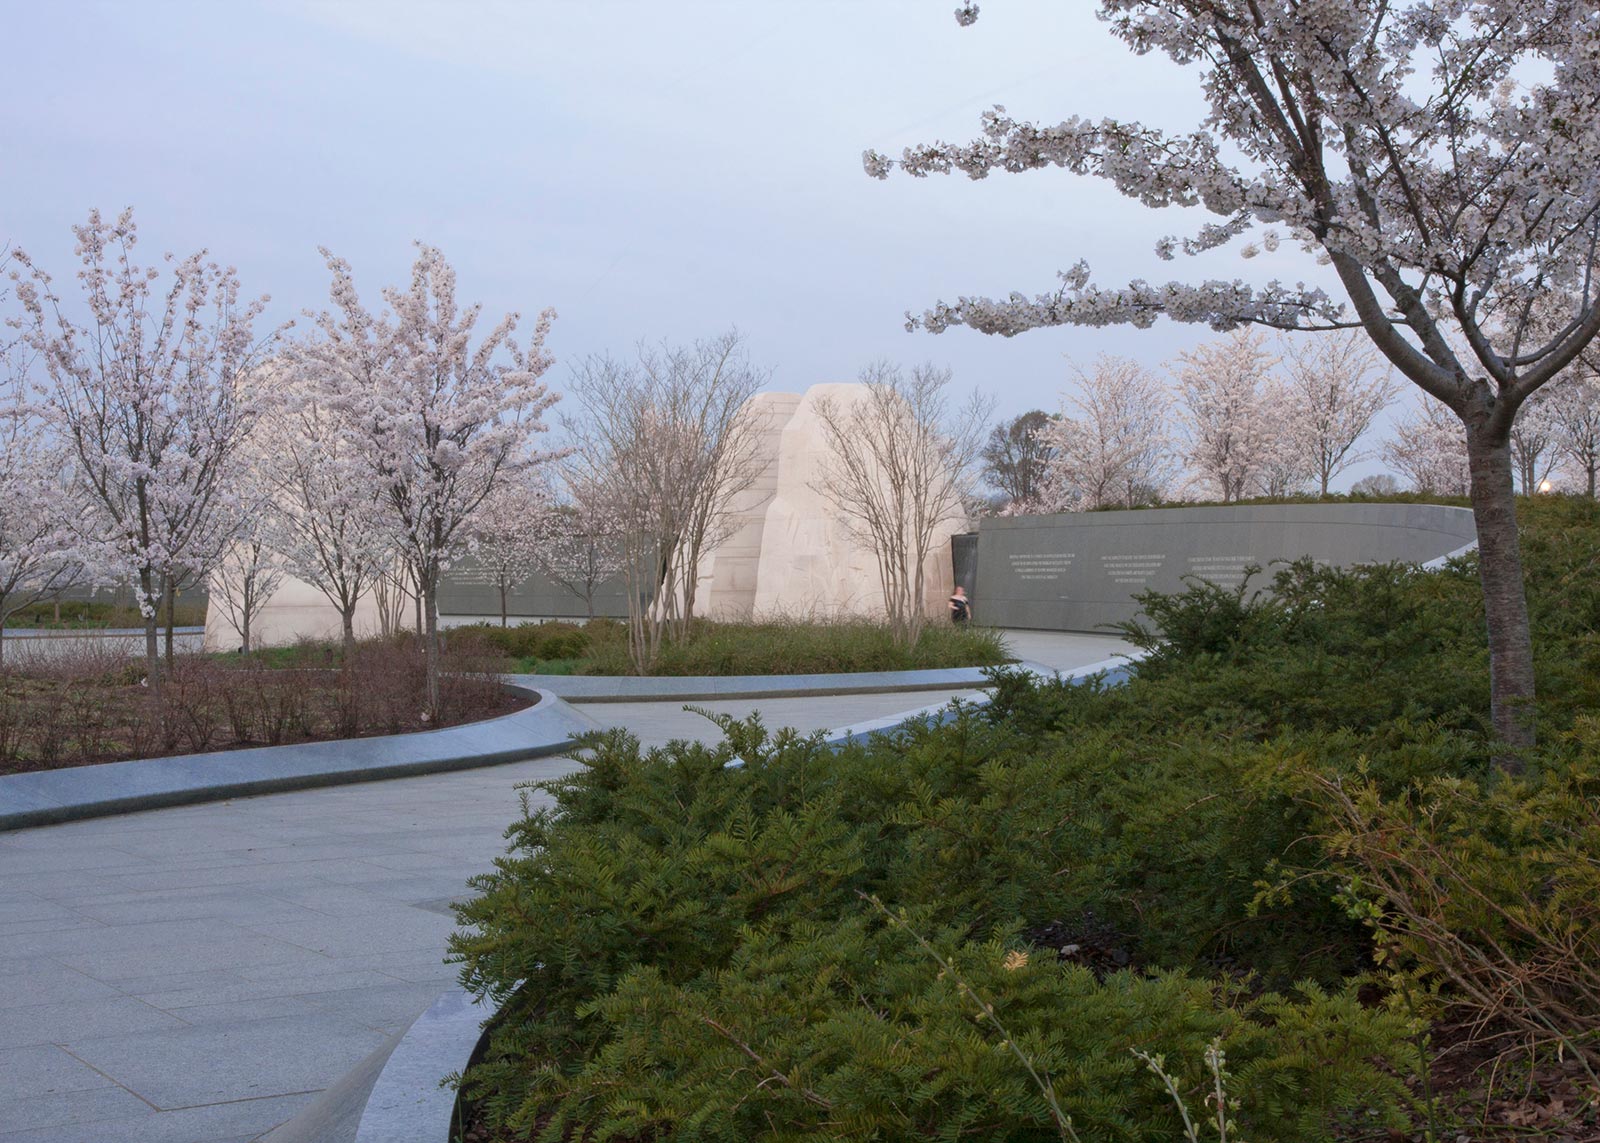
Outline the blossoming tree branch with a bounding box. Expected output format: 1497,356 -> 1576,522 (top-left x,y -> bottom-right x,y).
869,0 -> 1600,757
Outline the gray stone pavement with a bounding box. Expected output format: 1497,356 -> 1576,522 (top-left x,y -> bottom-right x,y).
0,632 -> 1129,1143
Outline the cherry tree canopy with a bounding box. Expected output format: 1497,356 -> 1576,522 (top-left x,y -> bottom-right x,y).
10,209 -> 273,682
870,0 -> 1600,753
302,244 -> 559,712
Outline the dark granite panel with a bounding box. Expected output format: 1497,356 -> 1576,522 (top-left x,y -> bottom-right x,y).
974,503 -> 1475,632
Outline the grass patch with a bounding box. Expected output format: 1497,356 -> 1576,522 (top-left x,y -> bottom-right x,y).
4,599 -> 208,629
456,617 -> 1011,677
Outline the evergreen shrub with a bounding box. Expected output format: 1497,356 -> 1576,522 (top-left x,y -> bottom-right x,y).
452,714 -> 1415,1141
452,496 -> 1600,1139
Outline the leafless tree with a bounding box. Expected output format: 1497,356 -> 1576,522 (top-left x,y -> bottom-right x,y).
536,471 -> 628,619
563,331 -> 769,673
980,410 -> 1056,509
811,363 -> 991,647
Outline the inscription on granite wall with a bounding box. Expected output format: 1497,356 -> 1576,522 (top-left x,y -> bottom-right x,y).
973,503 -> 1477,633
438,555 -> 631,619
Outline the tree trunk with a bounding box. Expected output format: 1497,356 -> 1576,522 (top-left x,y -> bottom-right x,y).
423,575 -> 441,719
139,568 -> 161,687
341,606 -> 357,656
162,577 -> 177,668
499,583 -> 509,628
1588,463 -> 1596,500
1465,428 -> 1536,764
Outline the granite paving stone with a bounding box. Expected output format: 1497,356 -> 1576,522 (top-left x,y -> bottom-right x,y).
0,1043 -> 120,1098
0,996 -> 189,1050
0,1091 -> 318,1143
0,1084 -> 157,1134
62,1014 -> 391,1109
0,962 -> 123,1008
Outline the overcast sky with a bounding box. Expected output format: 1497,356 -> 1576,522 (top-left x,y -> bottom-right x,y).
3,0 -> 1399,480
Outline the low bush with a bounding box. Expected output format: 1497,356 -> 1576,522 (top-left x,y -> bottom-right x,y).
452,716 -> 1415,1143
452,496 -> 1600,1140
575,616 -> 1010,676
3,598 -> 208,629
454,621 -> 591,663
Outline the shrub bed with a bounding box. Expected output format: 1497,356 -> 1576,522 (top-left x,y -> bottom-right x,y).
0,633 -> 520,774
455,617 -> 1011,676
450,496 -> 1600,1141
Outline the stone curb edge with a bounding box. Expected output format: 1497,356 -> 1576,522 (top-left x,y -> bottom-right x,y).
819,655 -> 1143,746
508,661 -> 1033,704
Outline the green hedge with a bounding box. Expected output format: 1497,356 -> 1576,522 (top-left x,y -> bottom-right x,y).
450,496 -> 1600,1140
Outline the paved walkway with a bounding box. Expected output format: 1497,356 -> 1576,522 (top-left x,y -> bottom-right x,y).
0,631 -> 1130,1143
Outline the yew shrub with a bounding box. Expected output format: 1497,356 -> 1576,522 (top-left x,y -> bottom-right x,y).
451,496 -> 1600,1140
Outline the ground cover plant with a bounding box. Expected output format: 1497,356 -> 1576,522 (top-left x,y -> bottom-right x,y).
451,495 -> 1600,1141
456,616 -> 1011,677
2,599 -> 208,629
0,632 -> 519,773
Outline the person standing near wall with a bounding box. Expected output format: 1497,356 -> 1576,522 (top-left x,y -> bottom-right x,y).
949,585 -> 971,625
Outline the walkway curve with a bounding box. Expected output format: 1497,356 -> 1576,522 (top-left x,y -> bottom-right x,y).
0,631 -> 1133,1143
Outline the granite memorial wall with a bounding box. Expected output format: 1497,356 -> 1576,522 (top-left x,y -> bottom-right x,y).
972,502 -> 1477,632
438,556 -> 631,620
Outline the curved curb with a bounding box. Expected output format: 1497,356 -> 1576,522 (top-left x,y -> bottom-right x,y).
260,986 -> 495,1143
1421,538 -> 1479,570
0,687 -> 601,833
819,653 -> 1146,747
508,662 -> 1031,704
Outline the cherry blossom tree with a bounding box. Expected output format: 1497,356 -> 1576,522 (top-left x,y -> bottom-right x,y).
1279,330 -> 1399,496
302,244 -> 559,714
1037,355 -> 1175,510
1251,388 -> 1317,498
0,363 -> 85,666
1383,397 -> 1471,497
10,209 -> 273,694
811,362 -> 991,647
465,473 -> 551,628
252,359 -> 393,652
210,536 -> 285,655
563,333 -> 768,672
868,3 -> 1600,752
1507,390 -> 1563,495
1171,330 -> 1284,503
1546,363 -> 1600,498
